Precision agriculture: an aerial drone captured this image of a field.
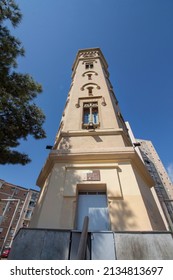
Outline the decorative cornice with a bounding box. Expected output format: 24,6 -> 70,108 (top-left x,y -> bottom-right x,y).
53,128 -> 132,150
64,162 -> 120,170
72,48 -> 109,78
36,147 -> 155,189
75,95 -> 103,108
82,71 -> 98,77
81,82 -> 101,91
61,128 -> 124,137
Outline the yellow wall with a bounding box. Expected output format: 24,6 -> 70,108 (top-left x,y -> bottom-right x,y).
31,161 -> 166,231
31,49 -> 167,232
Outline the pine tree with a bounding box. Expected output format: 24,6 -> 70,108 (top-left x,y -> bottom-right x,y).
0,0 -> 46,165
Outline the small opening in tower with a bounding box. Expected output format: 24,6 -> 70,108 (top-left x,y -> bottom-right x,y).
87,74 -> 92,80
87,87 -> 93,95
85,62 -> 93,69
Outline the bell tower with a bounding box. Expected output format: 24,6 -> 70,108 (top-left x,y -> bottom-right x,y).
30,48 -> 166,232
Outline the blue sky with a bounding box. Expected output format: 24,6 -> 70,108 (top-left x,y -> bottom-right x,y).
1,0 -> 173,190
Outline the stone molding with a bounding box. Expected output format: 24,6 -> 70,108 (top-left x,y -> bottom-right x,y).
36,147 -> 155,189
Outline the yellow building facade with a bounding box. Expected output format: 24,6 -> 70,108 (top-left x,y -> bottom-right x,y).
30,48 -> 166,232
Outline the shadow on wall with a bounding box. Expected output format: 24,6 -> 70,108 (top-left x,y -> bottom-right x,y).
58,136 -> 72,152
29,173 -> 52,228
92,135 -> 103,142
30,136 -> 73,227
59,169 -> 82,229
109,199 -> 137,231
133,166 -> 167,231
30,165 -> 82,229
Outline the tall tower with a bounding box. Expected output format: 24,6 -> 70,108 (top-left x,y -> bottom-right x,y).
30,48 -> 166,232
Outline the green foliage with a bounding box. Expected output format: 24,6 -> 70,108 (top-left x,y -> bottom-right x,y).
0,0 -> 22,26
0,0 -> 46,165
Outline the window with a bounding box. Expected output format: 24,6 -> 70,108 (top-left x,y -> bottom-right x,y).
87,87 -> 93,95
83,102 -> 99,129
9,229 -> 14,236
29,201 -> 35,207
25,210 -> 32,219
87,74 -> 92,80
76,191 -> 110,231
85,62 -> 93,69
31,192 -> 38,201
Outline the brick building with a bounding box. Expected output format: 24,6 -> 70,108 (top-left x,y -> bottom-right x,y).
0,179 -> 39,254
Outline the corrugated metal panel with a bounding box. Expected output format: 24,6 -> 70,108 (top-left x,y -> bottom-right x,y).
114,232 -> 173,260
8,228 -> 71,260
91,232 -> 116,260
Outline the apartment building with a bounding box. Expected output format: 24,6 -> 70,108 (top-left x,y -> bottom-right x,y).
137,139 -> 173,228
0,179 -> 39,254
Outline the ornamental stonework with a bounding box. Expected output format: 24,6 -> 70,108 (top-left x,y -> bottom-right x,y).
82,170 -> 101,181
79,51 -> 99,58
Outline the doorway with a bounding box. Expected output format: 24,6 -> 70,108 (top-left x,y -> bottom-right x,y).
76,191 -> 110,231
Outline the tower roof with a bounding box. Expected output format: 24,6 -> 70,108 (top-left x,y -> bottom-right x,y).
72,47 -> 108,75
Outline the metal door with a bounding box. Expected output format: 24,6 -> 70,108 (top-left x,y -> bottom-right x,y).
91,232 -> 116,260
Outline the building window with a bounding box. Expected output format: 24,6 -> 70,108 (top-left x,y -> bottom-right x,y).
83,102 -> 99,129
87,74 -> 92,80
9,229 -> 14,236
31,193 -> 38,202
25,210 -> 32,219
85,62 -> 93,69
76,191 -> 110,231
87,87 -> 93,96
29,201 -> 35,207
